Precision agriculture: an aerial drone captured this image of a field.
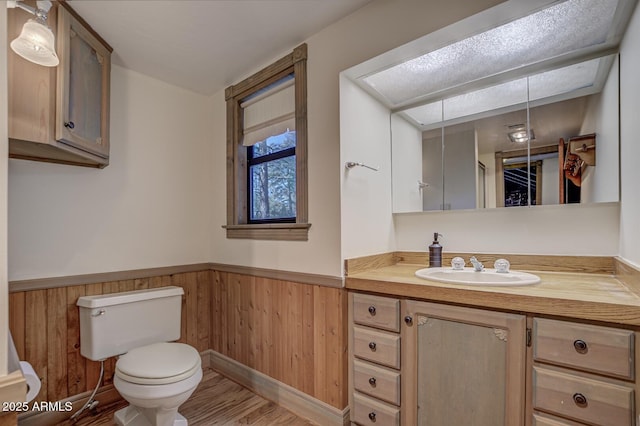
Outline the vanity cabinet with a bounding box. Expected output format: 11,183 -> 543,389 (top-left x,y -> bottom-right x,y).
350,293 -> 401,426
348,290 -> 639,426
402,300 -> 526,426
8,2 -> 112,168
531,318 -> 636,426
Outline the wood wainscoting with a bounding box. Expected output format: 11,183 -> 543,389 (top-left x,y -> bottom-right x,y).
8,271 -> 212,406
8,266 -> 348,422
210,271 -> 348,411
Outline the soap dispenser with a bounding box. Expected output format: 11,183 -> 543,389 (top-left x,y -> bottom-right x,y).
429,233 -> 443,267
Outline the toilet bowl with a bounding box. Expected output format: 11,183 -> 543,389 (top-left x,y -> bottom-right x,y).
77,287 -> 203,426
113,342 -> 203,426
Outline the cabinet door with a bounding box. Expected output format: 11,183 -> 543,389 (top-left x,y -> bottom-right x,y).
56,5 -> 110,159
402,300 -> 526,426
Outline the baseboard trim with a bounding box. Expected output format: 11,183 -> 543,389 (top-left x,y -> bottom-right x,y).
207,350 -> 349,425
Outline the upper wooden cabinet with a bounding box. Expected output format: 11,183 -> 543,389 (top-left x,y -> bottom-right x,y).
8,2 -> 112,168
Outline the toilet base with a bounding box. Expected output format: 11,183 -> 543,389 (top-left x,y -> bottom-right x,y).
114,405 -> 188,426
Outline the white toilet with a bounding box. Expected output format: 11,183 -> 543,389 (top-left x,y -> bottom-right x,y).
77,286 -> 203,426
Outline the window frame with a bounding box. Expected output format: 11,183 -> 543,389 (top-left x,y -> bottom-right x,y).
224,44 -> 310,241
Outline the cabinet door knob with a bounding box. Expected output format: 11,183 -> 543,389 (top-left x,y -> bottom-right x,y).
573,393 -> 588,407
368,377 -> 377,386
64,121 -> 75,129
368,341 -> 377,351
368,305 -> 376,316
573,339 -> 588,354
404,315 -> 413,325
368,411 -> 376,421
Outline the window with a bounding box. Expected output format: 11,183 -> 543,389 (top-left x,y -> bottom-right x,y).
224,44 -> 310,240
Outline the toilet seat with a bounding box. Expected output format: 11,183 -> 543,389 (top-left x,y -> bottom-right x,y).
115,342 -> 201,385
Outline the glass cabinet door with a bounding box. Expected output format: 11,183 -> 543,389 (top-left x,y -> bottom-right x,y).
56,5 -> 111,159
402,300 -> 526,426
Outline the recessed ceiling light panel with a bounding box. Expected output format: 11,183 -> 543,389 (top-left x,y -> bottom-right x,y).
362,0 -> 619,107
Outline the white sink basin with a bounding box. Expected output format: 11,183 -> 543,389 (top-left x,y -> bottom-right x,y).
415,267 -> 540,286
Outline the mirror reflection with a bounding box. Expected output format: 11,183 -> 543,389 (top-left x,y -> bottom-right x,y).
391,54 -> 619,213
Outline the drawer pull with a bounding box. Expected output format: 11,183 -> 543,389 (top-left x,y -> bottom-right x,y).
368,377 -> 377,386
573,339 -> 588,354
405,315 -> 413,325
368,305 -> 377,316
368,411 -> 377,421
573,392 -> 588,407
368,341 -> 377,351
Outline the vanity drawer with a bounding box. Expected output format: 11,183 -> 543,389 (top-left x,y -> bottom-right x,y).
353,359 -> 401,406
533,318 -> 634,379
353,326 -> 400,369
532,412 -> 588,426
353,392 -> 400,426
353,293 -> 400,332
532,366 -> 634,426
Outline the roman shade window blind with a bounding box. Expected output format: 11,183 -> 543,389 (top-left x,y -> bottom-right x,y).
241,77 -> 295,146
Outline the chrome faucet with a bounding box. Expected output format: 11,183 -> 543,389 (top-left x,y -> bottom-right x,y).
470,256 -> 484,272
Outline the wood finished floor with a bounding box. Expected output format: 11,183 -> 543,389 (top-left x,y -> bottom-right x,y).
58,369 -> 317,425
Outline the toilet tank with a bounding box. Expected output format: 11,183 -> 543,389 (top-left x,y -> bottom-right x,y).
77,286 -> 184,361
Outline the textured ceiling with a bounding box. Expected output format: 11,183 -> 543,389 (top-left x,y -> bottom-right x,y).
68,0 -> 371,95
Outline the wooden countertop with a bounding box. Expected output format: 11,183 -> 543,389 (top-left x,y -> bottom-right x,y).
346,263 -> 640,326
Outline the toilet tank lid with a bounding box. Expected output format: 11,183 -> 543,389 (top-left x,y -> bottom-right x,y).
77,286 -> 184,308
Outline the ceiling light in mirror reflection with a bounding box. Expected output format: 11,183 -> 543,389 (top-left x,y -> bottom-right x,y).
362,0 -> 617,107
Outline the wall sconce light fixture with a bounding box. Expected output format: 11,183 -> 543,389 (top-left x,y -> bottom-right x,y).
7,0 -> 59,67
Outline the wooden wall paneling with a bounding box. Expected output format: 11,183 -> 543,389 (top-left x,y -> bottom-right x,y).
285,280 -> 301,390
181,272 -> 199,349
8,292 -> 25,359
66,285 -> 86,396
301,284 -> 314,396
252,276 -> 264,372
134,277 -> 149,290
47,287 -> 68,401
271,279 -> 283,381
83,283 -> 103,391
211,271 -> 223,353
197,271 -> 211,352
220,272 -> 230,358
148,274 -> 172,289
314,286 -> 348,409
170,273 -> 188,345
25,289 -> 48,402
100,282 -> 118,387
260,277 -> 273,378
246,275 -> 257,370
313,285 -> 327,405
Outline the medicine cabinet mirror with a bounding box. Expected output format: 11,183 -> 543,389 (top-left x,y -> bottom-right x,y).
344,0 -> 636,213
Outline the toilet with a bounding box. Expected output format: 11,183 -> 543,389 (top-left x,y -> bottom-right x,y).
77,286 -> 203,426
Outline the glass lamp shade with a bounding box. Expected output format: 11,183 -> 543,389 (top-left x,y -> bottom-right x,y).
10,19 -> 59,67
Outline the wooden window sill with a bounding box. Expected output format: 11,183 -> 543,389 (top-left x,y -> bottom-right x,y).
223,223 -> 311,241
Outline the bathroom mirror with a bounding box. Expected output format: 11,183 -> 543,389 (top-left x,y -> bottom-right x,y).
344,0 -> 635,213
392,54 -> 620,212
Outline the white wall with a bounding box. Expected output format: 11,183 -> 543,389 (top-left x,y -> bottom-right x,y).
619,3 -> 640,266
580,56 -> 620,204
395,202 -> 620,255
478,152 -> 496,208
209,0 -> 504,276
340,77 -> 395,260
1,8 -> 9,376
443,129 -> 476,210
391,114 -> 423,213
8,65 -> 212,281
541,157 -> 559,206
